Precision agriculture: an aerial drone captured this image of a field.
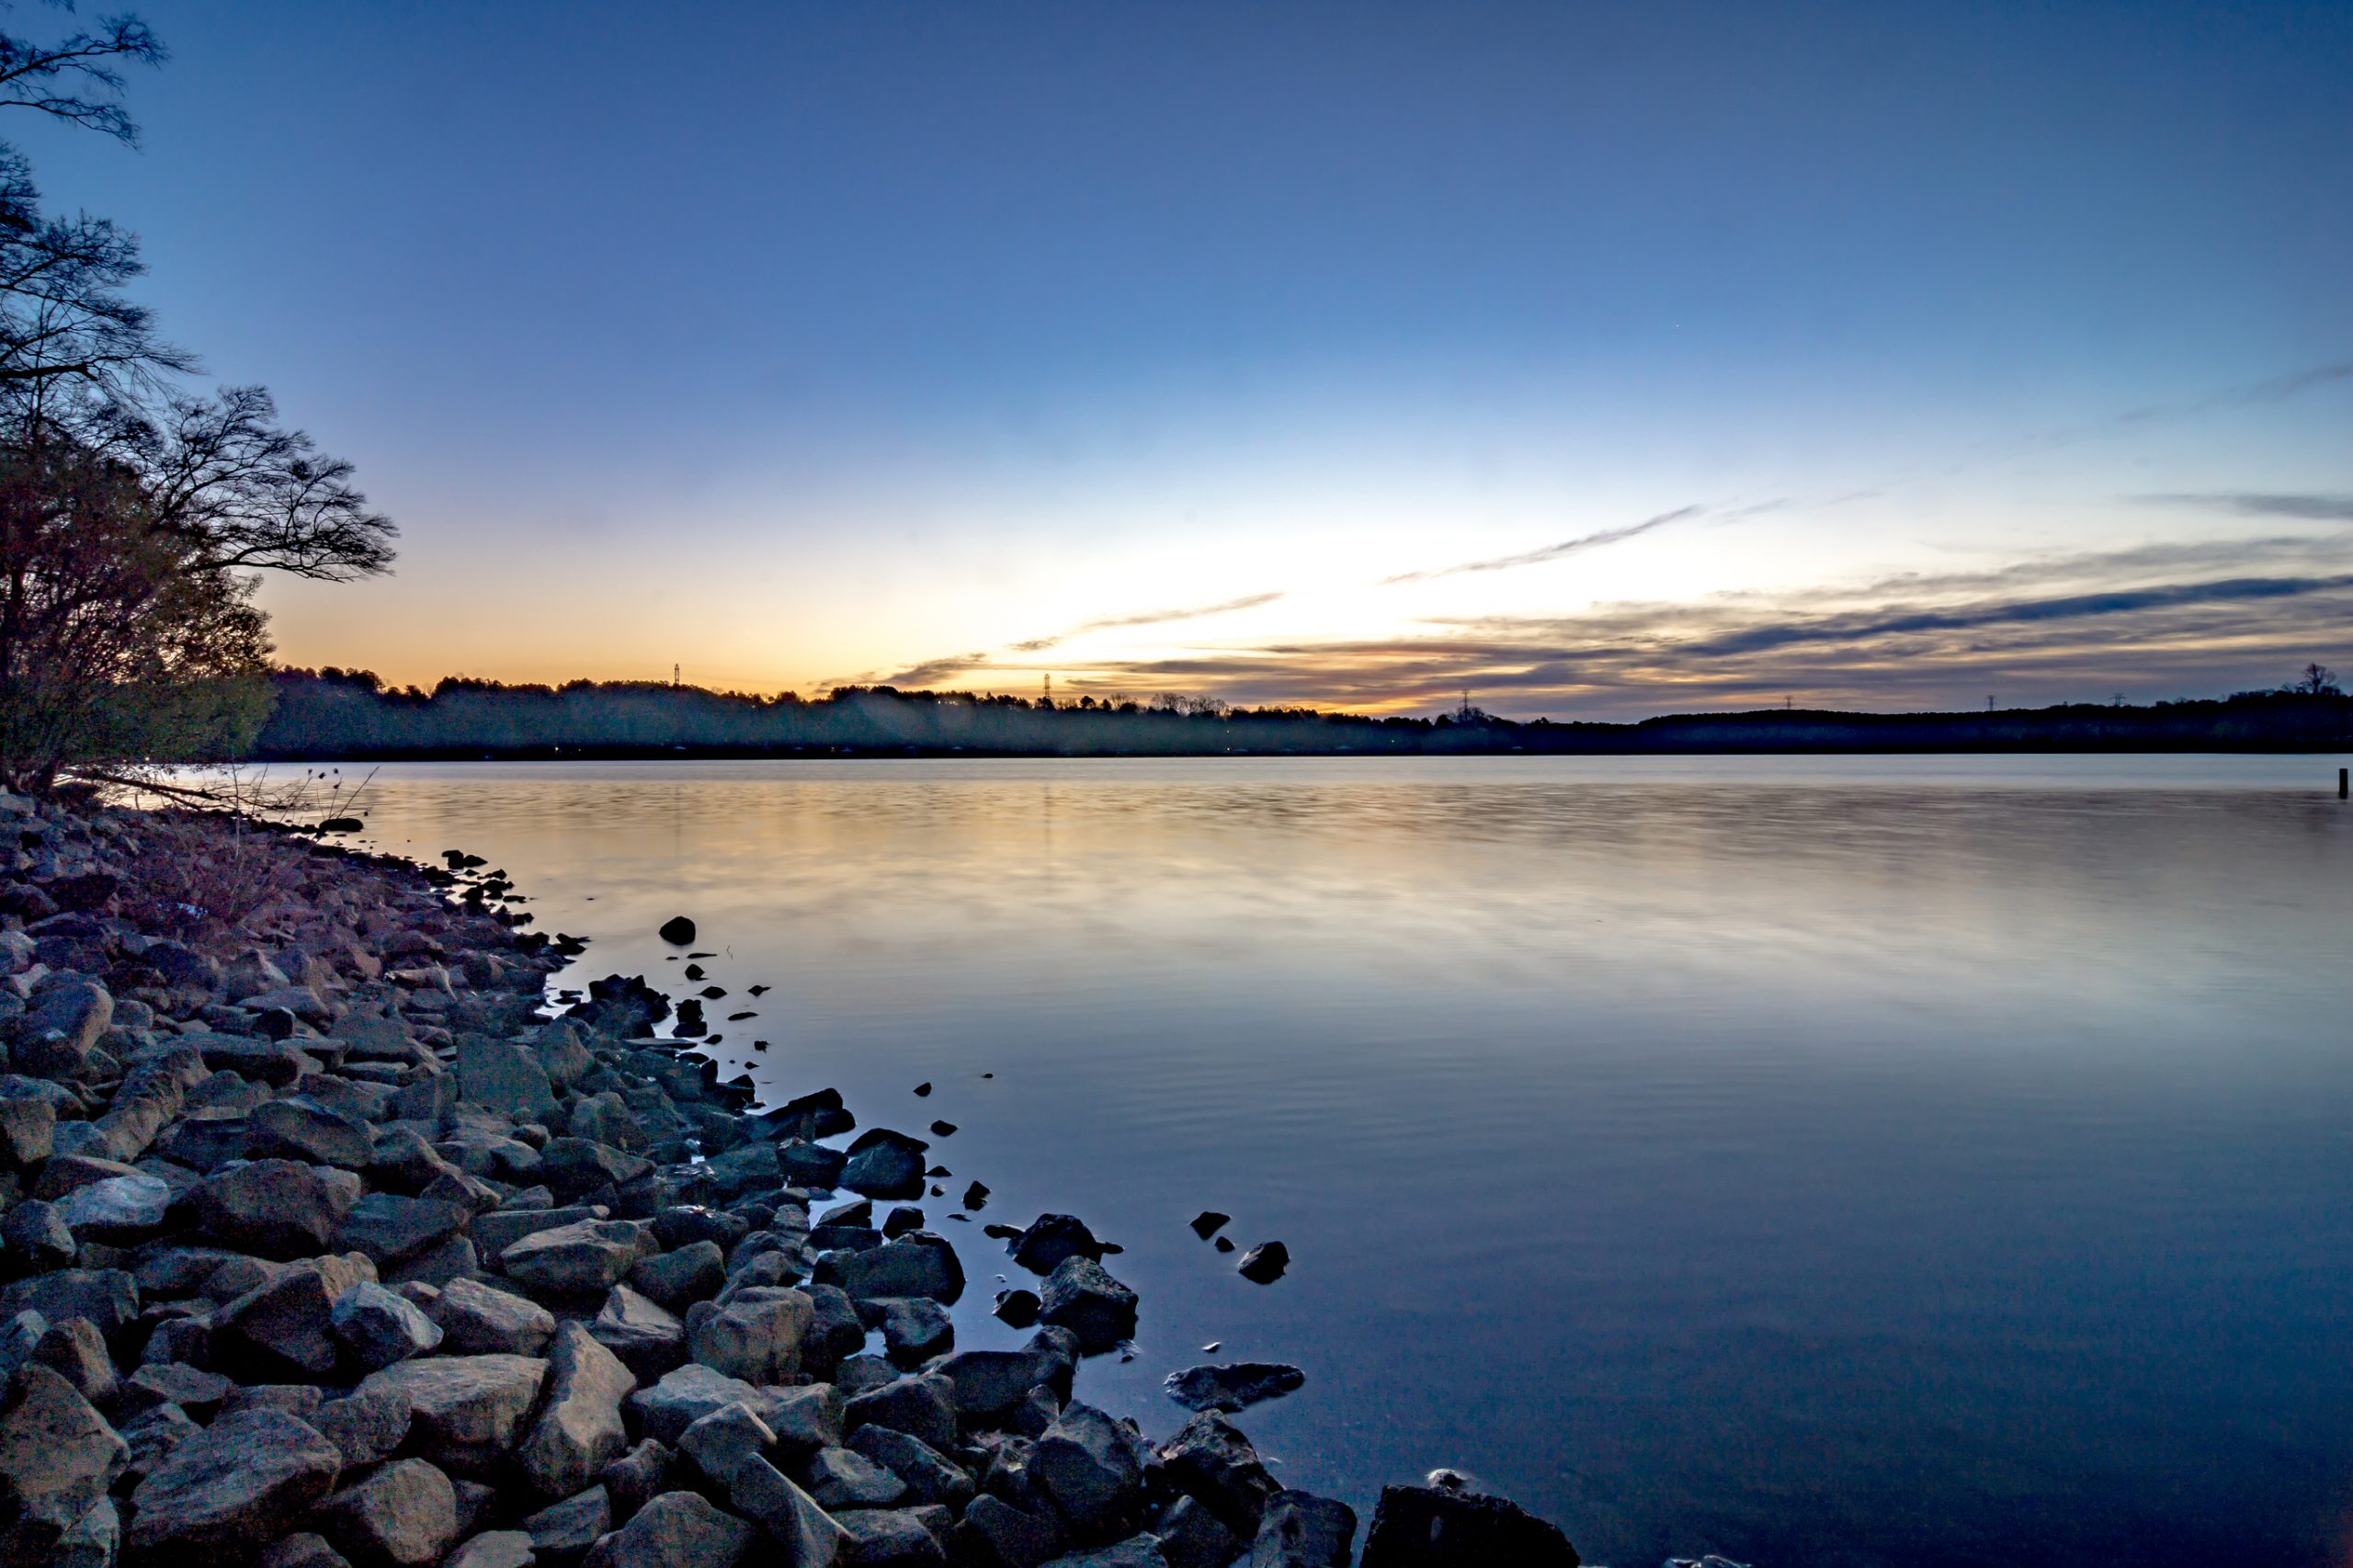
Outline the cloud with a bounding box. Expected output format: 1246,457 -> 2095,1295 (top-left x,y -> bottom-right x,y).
2137,492 -> 2353,522
877,651 -> 991,687
1381,505 -> 1708,585
869,591 -> 1290,688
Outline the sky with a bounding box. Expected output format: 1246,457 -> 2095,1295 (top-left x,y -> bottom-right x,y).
15,0 -> 2353,717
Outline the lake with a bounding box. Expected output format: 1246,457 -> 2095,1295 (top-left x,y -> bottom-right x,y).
285,755 -> 2353,1567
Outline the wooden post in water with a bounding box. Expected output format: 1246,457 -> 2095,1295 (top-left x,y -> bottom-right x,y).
2341,767 -> 2348,800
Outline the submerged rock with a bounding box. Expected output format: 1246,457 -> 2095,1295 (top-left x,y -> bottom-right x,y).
1163,1362 -> 1306,1415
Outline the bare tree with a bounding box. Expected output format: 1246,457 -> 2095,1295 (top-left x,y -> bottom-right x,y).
2288,662 -> 2343,697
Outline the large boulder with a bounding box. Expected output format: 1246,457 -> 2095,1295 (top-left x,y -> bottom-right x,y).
51,1170 -> 171,1242
1358,1484 -> 1579,1566
10,980 -> 111,1078
455,1035 -> 558,1122
1006,1215 -> 1106,1276
843,1373 -> 958,1456
124,1406 -> 344,1566
723,1458 -> 850,1565
336,1194 -> 472,1266
330,1281 -> 445,1372
518,1322 -> 637,1499
838,1129 -> 927,1199
627,1362 -> 837,1450
849,1426 -> 974,1512
1039,1257 -> 1136,1353
432,1278 -> 557,1356
1154,1413 -> 1278,1540
193,1159 -> 356,1259
1034,1404 -> 1146,1537
589,1284 -> 686,1380
502,1217 -> 653,1302
580,1488 -> 751,1568
0,1268 -> 137,1338
815,1233 -> 964,1305
358,1354 -> 549,1456
0,1364 -> 126,1562
833,1507 -> 948,1565
313,1458 -> 459,1568
251,1096 -> 375,1170
213,1256 -> 380,1381
687,1285 -> 812,1384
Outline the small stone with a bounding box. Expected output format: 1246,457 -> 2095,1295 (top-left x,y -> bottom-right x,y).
658,915 -> 698,945
993,1289 -> 1041,1329
1236,1243 -> 1289,1285
1188,1211 -> 1230,1240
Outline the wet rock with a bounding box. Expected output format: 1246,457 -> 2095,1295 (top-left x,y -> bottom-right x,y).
1034,1403 -> 1146,1536
993,1289 -> 1041,1329
591,1283 -> 686,1380
1154,1496 -> 1241,1568
194,1158 -> 356,1259
657,916 -> 698,946
880,1296 -> 954,1366
962,1182 -> 990,1210
314,1457 -> 459,1568
434,1276 -> 558,1355
1038,1257 -> 1136,1354
1008,1215 -> 1105,1276
779,1139 -> 847,1187
520,1322 -> 638,1499
358,1352 -> 549,1455
330,1280 -> 445,1371
124,1406 -> 344,1566
802,1280 -> 867,1367
849,1425 -> 975,1512
1246,1491 -> 1356,1568
1235,1244 -> 1289,1285
932,1348 -> 1055,1422
882,1205 -> 926,1239
0,1363 -> 126,1558
1358,1483 -> 1578,1566
816,1232 -> 965,1305
840,1128 -> 929,1199
800,1442 -> 906,1507
583,1488 -> 750,1568
1163,1363 -> 1304,1415
1154,1413 -> 1278,1540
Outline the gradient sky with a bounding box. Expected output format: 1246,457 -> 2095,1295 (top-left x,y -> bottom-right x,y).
19,0 -> 2353,716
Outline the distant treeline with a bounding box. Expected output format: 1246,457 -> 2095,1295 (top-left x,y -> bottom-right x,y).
246,668 -> 2353,758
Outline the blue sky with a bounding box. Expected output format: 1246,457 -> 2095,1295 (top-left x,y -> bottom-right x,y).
20,0 -> 2352,714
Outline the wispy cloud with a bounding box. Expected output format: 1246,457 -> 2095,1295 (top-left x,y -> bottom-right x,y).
877,651 -> 991,687
1020,591 -> 1289,652
2137,492 -> 2353,522
1381,505 -> 1709,585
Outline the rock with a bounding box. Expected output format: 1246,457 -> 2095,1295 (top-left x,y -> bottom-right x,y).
839,1129 -> 928,1199
30,1316 -> 118,1404
51,1169 -> 171,1240
313,1384 -> 416,1468
1041,1540 -> 1169,1568
800,1443 -> 906,1507
0,1198 -> 74,1273
11,980 -> 111,1078
358,1353 -> 550,1454
433,1277 -> 557,1355
803,1282 -> 867,1366
1246,1492 -> 1355,1568
0,1093 -> 57,1166
0,1363 -> 126,1558
932,1348 -> 1056,1421
688,1285 -> 812,1383
626,1362 -> 816,1449
581,1489 -> 750,1568
0,1267 -> 138,1338
843,1373 -> 959,1456
522,1483 -> 611,1560
119,1362 -> 232,1421
383,1232 -> 481,1290
1235,1244 -> 1288,1285
124,1406 -> 344,1566
251,1096 -> 375,1170
629,1241 -> 725,1310
590,1283 -> 685,1380
331,1281 -> 446,1371
816,1233 -> 965,1305
194,1158 -> 355,1258
457,1036 -> 559,1123
849,1426 -> 975,1512
1358,1484 -> 1579,1566
445,1531 -> 536,1568
504,1218 -> 653,1302
474,1204 -> 608,1265
1163,1363 -> 1304,1415
992,1290 -> 1041,1329
536,1139 -> 653,1203
722,1459 -> 849,1566
336,1193 -> 472,1266
1154,1496 -> 1241,1568
657,917 -> 697,946
1039,1257 -> 1136,1353
598,1437 -> 676,1522
1154,1413 -> 1278,1540
216,1258 -> 378,1381
1187,1213 -> 1229,1240
257,1533 -> 352,1568
520,1322 -> 638,1499
778,1140 -> 846,1188
950,1494 -> 1064,1568
314,1458 -> 459,1568
1034,1403 -> 1146,1536
833,1507 -> 948,1565
1007,1216 -> 1106,1276
677,1400 -> 776,1489
880,1296 -> 954,1366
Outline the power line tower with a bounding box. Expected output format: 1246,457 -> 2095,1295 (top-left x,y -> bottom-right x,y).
672,663 -> 679,689
1041,675 -> 1052,710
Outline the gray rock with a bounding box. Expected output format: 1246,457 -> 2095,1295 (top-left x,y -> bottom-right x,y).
951,1494 -> 1064,1568
843,1373 -> 958,1455
29,1315 -> 117,1405
313,1384 -> 416,1469
337,1193 -> 472,1266
803,1281 -> 867,1367
11,980 -> 111,1078
626,1362 -> 791,1447
535,1138 -> 651,1203
0,1267 -> 138,1337
1358,1483 -> 1577,1566
849,1425 -> 974,1512
1035,1403 -> 1146,1536
0,1363 -> 126,1557
0,1091 -> 57,1167
445,1530 -> 537,1568
879,1297 -> 954,1366
1154,1496 -> 1240,1568
119,1362 -> 232,1420
256,1530 -> 352,1568
520,1321 -> 638,1499
252,1096 -> 375,1170
215,1257 -> 379,1380
522,1483 -> 611,1559
118,1398 -> 199,1489
687,1284 -> 812,1383
1041,1540 -> 1169,1568
778,1139 -> 846,1187
194,1158 -> 356,1258
628,1240 -> 725,1310
723,1458 -> 849,1565
331,1281 -> 446,1371
590,1282 -> 685,1380
314,1457 -> 459,1568
834,1506 -> 948,1565
1006,1215 -> 1106,1276
1,1198 -> 74,1272
125,1406 -> 344,1566
51,1168 -> 169,1240
1038,1257 -> 1137,1355
816,1233 -> 965,1305
801,1443 -> 907,1507
1162,1363 -> 1304,1415
598,1437 -> 676,1522
580,1489 -> 751,1568
456,1035 -> 558,1122
473,1203 -> 606,1264
434,1276 -> 558,1355
504,1218 -> 653,1302
1245,1492 -> 1356,1568
838,1129 -> 928,1199
1155,1413 -> 1278,1541
932,1349 -> 1057,1421
677,1399 -> 775,1488
358,1353 -> 550,1453
54,1494 -> 119,1568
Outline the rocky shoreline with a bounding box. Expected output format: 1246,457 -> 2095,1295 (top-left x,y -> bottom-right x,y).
0,792 -> 1582,1567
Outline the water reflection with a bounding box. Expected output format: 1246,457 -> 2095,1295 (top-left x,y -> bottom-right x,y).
315,756 -> 2353,1568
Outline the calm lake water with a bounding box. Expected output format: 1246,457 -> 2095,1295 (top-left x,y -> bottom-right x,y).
285,755 -> 2353,1567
